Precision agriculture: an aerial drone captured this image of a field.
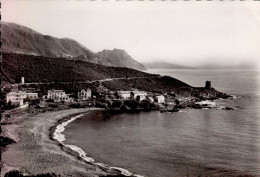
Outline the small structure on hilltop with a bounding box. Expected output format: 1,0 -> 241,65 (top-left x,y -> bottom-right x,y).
130,91 -> 147,101
205,81 -> 211,90
21,77 -> 25,84
78,89 -> 92,100
154,95 -> 165,104
117,91 -> 131,100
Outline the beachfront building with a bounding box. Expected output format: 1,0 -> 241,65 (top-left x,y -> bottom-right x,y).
154,95 -> 165,104
54,96 -> 74,103
47,89 -> 73,102
26,93 -> 39,100
130,91 -> 148,101
6,91 -> 27,106
47,89 -> 67,99
147,96 -> 154,103
117,91 -> 131,100
78,89 -> 92,100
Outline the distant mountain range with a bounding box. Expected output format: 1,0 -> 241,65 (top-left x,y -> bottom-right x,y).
1,21 -> 145,70
143,61 -> 194,69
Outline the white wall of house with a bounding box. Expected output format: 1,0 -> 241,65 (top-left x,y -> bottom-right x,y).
54,97 -> 74,103
155,95 -> 165,104
130,91 -> 148,100
118,91 -> 131,99
138,95 -> 147,101
6,91 -> 27,106
147,97 -> 154,103
78,89 -> 91,100
47,90 -> 67,99
26,93 -> 38,100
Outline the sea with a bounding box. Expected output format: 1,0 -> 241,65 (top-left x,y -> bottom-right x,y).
63,68 -> 260,177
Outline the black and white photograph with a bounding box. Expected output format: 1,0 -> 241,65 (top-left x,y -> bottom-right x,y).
1,1 -> 260,177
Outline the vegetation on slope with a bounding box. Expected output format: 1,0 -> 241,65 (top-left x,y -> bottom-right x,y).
1,52 -> 151,84
1,53 -> 191,93
2,52 -> 228,99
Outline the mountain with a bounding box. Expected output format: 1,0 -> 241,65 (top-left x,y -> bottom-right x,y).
97,49 -> 146,70
143,61 -> 194,69
1,21 -> 144,70
0,22 -> 104,63
1,52 -> 190,93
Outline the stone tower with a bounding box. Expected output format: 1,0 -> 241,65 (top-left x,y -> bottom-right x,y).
205,81 -> 211,90
21,77 -> 25,84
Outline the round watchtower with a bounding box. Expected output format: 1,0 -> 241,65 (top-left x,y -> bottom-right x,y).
205,81 -> 211,90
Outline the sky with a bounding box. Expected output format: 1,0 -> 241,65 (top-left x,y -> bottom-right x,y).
2,1 -> 260,67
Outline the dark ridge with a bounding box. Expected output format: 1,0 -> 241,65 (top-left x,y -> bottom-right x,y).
2,52 -> 228,99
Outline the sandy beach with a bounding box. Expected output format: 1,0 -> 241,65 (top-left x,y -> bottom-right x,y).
1,108 -> 112,177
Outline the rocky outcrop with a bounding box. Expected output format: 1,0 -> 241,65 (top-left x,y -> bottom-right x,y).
97,49 -> 146,70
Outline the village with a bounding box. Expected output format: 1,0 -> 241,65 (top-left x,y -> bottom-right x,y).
3,77 -> 225,119
2,77 -> 176,116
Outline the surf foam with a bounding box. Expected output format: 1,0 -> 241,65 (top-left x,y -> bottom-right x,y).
53,113 -> 144,177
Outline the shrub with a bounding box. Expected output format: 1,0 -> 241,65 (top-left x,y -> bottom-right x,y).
48,104 -> 58,108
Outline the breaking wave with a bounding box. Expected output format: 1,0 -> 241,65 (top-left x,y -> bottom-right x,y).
53,114 -> 144,177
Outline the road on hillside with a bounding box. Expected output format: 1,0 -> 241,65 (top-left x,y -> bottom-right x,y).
12,76 -> 159,86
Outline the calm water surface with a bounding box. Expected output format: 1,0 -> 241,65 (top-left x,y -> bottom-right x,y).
64,69 -> 260,177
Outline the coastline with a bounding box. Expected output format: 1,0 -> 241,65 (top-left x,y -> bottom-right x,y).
50,111 -> 144,177
1,108 -> 114,177
0,97 -> 235,177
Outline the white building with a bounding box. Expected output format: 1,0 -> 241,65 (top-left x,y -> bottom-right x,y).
47,89 -> 67,99
26,93 -> 38,100
78,89 -> 91,100
155,95 -> 165,104
6,91 -> 27,106
147,97 -> 154,103
117,91 -> 131,99
54,97 -> 73,103
47,89 -> 74,103
130,91 -> 147,101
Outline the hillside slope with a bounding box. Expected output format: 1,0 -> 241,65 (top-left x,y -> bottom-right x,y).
2,53 -> 192,93
2,52 -> 229,99
97,49 -> 146,70
1,21 -> 145,70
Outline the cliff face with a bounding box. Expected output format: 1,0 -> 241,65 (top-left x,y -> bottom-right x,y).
1,21 -> 145,70
97,49 -> 146,70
